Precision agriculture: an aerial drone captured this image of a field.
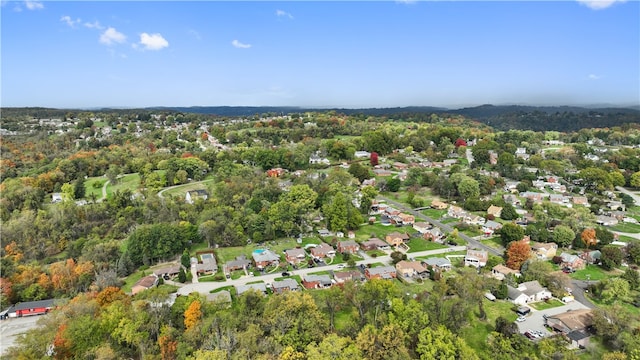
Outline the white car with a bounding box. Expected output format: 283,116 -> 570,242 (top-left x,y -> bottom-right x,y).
516,316 -> 527,322
336,264 -> 345,269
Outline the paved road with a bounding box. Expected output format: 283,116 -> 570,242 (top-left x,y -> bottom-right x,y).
616,186 -> 640,206
0,315 -> 47,356
177,246 -> 466,296
612,231 -> 640,240
569,279 -> 596,309
378,196 -> 504,257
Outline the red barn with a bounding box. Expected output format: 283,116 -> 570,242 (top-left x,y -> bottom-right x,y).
5,299 -> 56,318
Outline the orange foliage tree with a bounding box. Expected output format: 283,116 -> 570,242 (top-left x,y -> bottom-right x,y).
506,240 -> 531,270
581,228 -> 597,249
184,300 -> 202,330
96,287 -> 128,307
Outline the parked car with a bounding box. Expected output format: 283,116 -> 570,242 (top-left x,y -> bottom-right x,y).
281,272 -> 290,277
337,264 -> 345,269
516,316 -> 527,322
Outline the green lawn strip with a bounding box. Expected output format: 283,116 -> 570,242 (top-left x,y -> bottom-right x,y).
414,250 -> 467,261
366,250 -> 387,257
84,176 -> 107,199
306,270 -> 332,276
570,264 -> 620,281
406,238 -> 447,253
527,298 -> 565,311
355,223 -> 411,242
441,218 -> 459,224
422,208 -> 447,219
617,235 -> 637,243
198,274 -> 226,282
161,179 -> 216,198
610,223 -> 640,233
107,173 -> 141,197
214,246 -> 253,264
211,285 -> 236,297
481,237 -> 504,250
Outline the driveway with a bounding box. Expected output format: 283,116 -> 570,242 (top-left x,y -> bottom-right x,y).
0,315 -> 48,356
515,300 -> 589,338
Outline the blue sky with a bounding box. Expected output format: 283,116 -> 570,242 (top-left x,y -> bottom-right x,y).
2,1 -> 638,109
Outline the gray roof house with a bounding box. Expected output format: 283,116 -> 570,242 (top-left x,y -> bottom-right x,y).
235,283 -> 268,296
272,278 -> 300,293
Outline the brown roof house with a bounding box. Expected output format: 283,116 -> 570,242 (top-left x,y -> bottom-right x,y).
491,264 -> 521,281
285,248 -> 307,265
546,309 -> 595,348
337,240 -> 360,254
310,243 -> 336,259
132,275 -> 158,295
361,238 -> 391,251
487,205 -> 503,218
364,265 -> 397,280
395,260 -> 428,278
413,222 -> 431,234
464,249 -> 488,268
385,232 -> 410,247
430,199 -> 448,210
333,270 -> 365,284
224,255 -> 252,273
423,227 -> 444,242
530,242 -> 558,260
302,274 -> 333,289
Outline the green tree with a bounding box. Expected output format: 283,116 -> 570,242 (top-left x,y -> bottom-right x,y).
181,249 -> 190,269
630,171 -> 640,188
416,325 -> 479,360
387,178 -> 401,192
356,324 -> 411,360
323,192 -> 349,232
601,278 -> 630,303
500,203 -> 518,221
348,162 -> 371,183
73,176 -> 86,199
622,267 -> 640,290
553,225 -> 575,248
306,334 -> 362,360
600,245 -> 624,270
499,223 -> 525,246
457,177 -> 480,199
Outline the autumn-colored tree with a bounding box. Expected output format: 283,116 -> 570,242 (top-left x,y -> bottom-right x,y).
184,299 -> 202,330
581,228 -> 597,249
506,240 -> 531,270
201,132 -> 209,141
158,325 -> 178,360
370,152 -> 379,166
96,286 -> 128,307
53,323 -> 73,360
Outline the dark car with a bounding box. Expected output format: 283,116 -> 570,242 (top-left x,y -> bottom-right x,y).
281,272 -> 290,277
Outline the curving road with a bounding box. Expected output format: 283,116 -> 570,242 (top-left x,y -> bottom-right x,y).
616,186 -> 640,206
378,196 -> 504,256
177,246 -> 466,296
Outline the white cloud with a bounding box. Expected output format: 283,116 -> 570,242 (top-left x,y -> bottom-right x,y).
232,39 -> 252,49
576,0 -> 626,10
24,0 -> 43,10
100,27 -> 127,46
588,74 -> 601,80
139,32 -> 169,50
276,9 -> 293,19
60,15 -> 81,28
84,21 -> 104,30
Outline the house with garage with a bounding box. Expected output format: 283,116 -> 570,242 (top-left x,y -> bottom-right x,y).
395,260 -> 428,278
546,309 -> 595,348
487,205 -> 503,218
491,264 -> 521,281
302,274 -> 333,289
413,222 -> 431,234
364,265 -> 397,280
507,280 -> 552,305
422,257 -> 452,272
310,243 -> 335,259
132,275 -> 158,295
361,238 -> 390,251
252,249 -> 281,269
235,283 -> 268,296
385,232 -> 410,247
430,199 -> 448,210
272,278 -> 300,294
224,255 -> 252,273
580,250 -> 601,265
337,240 -> 360,254
423,227 -> 444,242
530,242 -> 558,260
333,270 -> 365,284
285,248 -> 307,265
560,252 -> 586,270
482,220 -> 502,236
153,264 -> 181,279
195,254 -> 218,275
464,249 -> 488,268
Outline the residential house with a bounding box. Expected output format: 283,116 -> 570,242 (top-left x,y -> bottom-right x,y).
348,231 -> 356,239
309,152 -> 330,165
354,150 -> 371,158
302,274 -> 333,289
333,270 -> 365,284
491,264 -> 521,281
132,275 -> 158,295
364,266 -> 397,280
361,238 -> 390,251
596,215 -> 618,226
252,249 -> 280,269
520,191 -> 546,203
413,222 -> 431,234
487,205 -> 503,218
393,162 -> 409,171
530,242 -> 558,260
572,196 -> 589,206
51,193 -> 63,203
398,213 -> 415,225
195,254 -> 218,275
560,252 -> 586,270
395,260 -> 428,278
266,167 -> 285,178
489,150 -> 498,165
285,248 -> 307,265
373,169 -> 392,176
507,280 -> 552,305
580,250 -> 601,265
385,232 -> 410,247
206,291 -> 232,307
423,227 -> 444,242
310,243 -> 336,259
235,283 -> 268,296
515,147 -> 529,160
503,194 -> 521,205
224,255 -> 252,273
185,189 -> 209,204
482,220 -> 503,236
464,249 -> 488,268
465,214 -> 486,226
430,199 -> 448,210
549,194 -> 566,204
153,265 -> 181,279
422,257 -> 452,272
546,309 -> 595,342
272,278 -> 300,294
317,229 -> 331,237
337,240 -> 360,254
448,205 -> 466,219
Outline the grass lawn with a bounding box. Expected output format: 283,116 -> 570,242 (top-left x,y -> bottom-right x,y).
459,227 -> 484,237
459,300 -> 520,355
570,264 -> 619,281
528,298 -> 565,311
354,223 -> 408,242
198,274 -> 226,282
122,269 -> 150,293
394,277 -> 434,296
215,246 -> 254,264
366,250 -> 387,257
441,218 -> 459,224
406,238 -> 447,253
84,176 -> 107,199
161,179 -> 216,198
422,208 -> 447,219
107,173 -> 141,197
481,237 -> 504,250
610,223 -> 640,233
